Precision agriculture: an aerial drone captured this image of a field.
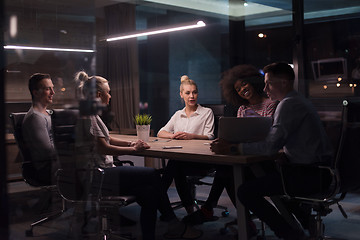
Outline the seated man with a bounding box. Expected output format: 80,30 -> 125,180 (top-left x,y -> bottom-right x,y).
22,73 -> 60,185
211,62 -> 333,240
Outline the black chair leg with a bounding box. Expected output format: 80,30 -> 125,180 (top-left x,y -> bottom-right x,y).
26,199 -> 67,236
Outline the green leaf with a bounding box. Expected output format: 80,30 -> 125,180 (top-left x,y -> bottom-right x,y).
134,114 -> 152,125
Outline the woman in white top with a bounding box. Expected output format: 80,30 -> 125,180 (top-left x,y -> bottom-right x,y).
158,75 -> 215,215
158,75 -> 214,140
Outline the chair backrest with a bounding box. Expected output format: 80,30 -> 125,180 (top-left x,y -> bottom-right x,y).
202,104 -> 225,138
9,112 -> 48,186
9,112 -> 27,157
334,99 -> 360,193
51,109 -> 80,167
52,108 -> 79,144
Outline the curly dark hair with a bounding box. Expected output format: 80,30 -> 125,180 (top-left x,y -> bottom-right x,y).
220,64 -> 265,107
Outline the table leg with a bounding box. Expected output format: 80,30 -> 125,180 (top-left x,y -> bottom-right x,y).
144,157 -> 162,169
233,164 -> 249,240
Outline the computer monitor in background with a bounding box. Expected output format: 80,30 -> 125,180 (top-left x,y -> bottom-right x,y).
312,57 -> 347,83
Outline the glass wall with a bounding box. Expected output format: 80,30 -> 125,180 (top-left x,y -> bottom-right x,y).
304,0 -> 360,99
3,0 -> 360,239
5,1 -> 360,133
4,0 -> 96,132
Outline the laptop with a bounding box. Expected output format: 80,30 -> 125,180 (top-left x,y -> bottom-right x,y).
217,117 -> 273,143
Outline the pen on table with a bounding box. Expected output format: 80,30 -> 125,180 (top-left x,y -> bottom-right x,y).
203,142 -> 210,145
162,146 -> 182,149
151,139 -> 172,142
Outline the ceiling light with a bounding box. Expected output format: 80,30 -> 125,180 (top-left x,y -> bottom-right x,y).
106,21 -> 206,42
4,45 -> 95,53
10,15 -> 17,38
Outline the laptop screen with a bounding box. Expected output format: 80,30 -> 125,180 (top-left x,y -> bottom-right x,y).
218,117 -> 272,143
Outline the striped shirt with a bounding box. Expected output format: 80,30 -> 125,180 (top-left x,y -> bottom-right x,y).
237,98 -> 278,118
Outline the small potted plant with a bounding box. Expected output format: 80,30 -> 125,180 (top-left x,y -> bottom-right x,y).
134,114 -> 152,142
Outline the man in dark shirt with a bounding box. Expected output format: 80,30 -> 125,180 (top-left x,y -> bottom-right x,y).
211,62 -> 332,239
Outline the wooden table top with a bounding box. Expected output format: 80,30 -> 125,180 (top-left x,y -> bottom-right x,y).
111,134 -> 279,165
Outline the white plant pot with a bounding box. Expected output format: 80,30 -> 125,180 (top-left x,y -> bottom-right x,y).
136,125 -> 150,142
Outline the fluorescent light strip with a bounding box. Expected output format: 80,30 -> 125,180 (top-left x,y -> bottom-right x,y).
106,21 -> 206,42
4,45 -> 95,53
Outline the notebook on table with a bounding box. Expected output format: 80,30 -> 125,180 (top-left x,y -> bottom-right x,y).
217,117 -> 273,143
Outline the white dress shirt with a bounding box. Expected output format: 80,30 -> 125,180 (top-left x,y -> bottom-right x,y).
158,104 -> 215,140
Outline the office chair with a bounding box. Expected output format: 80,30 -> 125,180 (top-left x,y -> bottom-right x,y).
9,111 -> 67,237
280,98 -> 360,239
52,108 -> 137,239
169,104 -> 231,215
56,168 -> 136,240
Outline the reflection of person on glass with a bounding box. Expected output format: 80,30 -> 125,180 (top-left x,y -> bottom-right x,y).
75,71 -> 202,240
183,65 -> 277,227
211,62 -> 333,240
22,73 -> 60,185
158,75 -> 215,215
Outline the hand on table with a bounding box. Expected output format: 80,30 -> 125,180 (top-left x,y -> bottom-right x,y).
210,138 -> 238,155
133,140 -> 150,151
172,132 -> 194,140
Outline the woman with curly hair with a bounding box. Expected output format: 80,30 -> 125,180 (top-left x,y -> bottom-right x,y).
221,64 -> 277,118
183,64 -> 278,232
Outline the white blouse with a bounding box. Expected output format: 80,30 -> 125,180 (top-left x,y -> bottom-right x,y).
158,104 -> 215,140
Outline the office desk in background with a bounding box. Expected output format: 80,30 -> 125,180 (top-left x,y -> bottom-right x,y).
111,134 -> 279,240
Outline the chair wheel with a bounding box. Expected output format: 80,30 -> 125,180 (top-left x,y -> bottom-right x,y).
219,227 -> 228,235
222,210 -> 229,217
25,229 -> 33,237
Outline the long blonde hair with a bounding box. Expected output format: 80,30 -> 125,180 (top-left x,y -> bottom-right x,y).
179,75 -> 197,92
74,71 -> 108,99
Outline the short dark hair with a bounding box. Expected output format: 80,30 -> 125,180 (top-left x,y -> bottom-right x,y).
263,62 -> 295,82
220,64 -> 265,106
28,73 -> 51,100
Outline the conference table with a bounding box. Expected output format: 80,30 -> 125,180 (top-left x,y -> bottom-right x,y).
111,134 -> 280,240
